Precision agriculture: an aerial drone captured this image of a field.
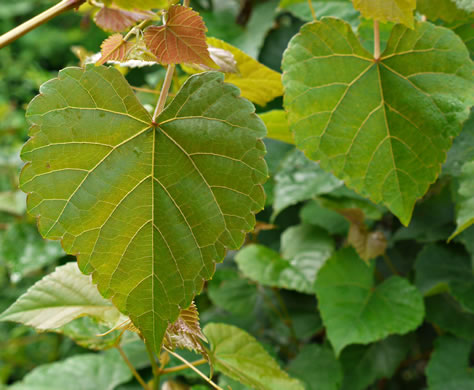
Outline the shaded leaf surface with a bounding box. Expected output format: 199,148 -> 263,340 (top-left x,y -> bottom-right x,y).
425,294 -> 474,340
414,244 -> 472,302
144,5 -> 214,66
203,323 -> 304,390
340,335 -> 411,390
0,262 -> 120,330
314,248 -> 424,354
0,222 -> 64,280
272,149 -> 343,218
282,19 -> 473,225
20,66 -> 267,353
426,335 -> 474,390
287,344 -> 342,390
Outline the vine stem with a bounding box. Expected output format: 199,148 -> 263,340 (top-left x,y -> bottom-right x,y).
116,344 -> 150,390
373,20 -> 381,60
152,64 -> 176,122
159,358 -> 207,374
163,347 -> 224,390
307,0 -> 316,21
0,0 -> 86,49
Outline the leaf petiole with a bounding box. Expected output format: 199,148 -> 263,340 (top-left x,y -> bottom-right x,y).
373,20 -> 381,60
163,346 -> 224,390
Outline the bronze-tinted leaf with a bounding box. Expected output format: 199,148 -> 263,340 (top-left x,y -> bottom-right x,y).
96,34 -> 134,66
144,5 -> 215,67
94,7 -> 154,33
165,302 -> 207,358
339,209 -> 387,262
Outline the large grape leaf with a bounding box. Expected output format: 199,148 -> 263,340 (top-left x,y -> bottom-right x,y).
203,323 -> 304,390
282,19 -> 473,225
314,248 -> 424,355
353,0 -> 416,27
19,66 -> 267,353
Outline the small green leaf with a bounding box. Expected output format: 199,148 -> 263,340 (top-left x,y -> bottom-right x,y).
273,149 -> 343,218
259,110 -> 293,144
0,222 -> 64,280
283,19 -> 473,225
0,262 -> 121,330
443,111 -> 474,177
8,349 -> 132,390
300,200 -> 350,235
425,294 -> 474,340
20,66 -> 267,353
58,316 -> 123,350
203,323 -> 304,390
426,335 -> 474,390
353,0 -> 416,27
450,160 -> 474,239
287,344 -> 343,390
315,248 -> 424,355
235,225 -> 334,294
207,268 -> 258,315
339,335 -> 411,390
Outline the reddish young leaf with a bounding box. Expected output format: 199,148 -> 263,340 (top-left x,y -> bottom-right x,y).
143,5 -> 215,67
96,34 -> 134,65
94,7 -> 154,32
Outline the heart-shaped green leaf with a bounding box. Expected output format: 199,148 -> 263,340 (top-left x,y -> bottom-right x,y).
203,323 -> 304,390
282,19 -> 473,225
314,248 -> 424,355
20,65 -> 267,353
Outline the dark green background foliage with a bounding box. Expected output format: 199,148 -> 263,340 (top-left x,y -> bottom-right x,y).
0,0 -> 473,389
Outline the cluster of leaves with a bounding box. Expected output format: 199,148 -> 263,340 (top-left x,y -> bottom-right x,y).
0,0 -> 473,389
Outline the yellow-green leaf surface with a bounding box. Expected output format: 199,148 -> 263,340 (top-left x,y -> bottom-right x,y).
282,19 -> 473,225
352,0 -> 416,27
207,37 -> 284,107
204,323 -> 304,390
0,262 -> 120,330
19,66 -> 267,353
259,110 -> 294,144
